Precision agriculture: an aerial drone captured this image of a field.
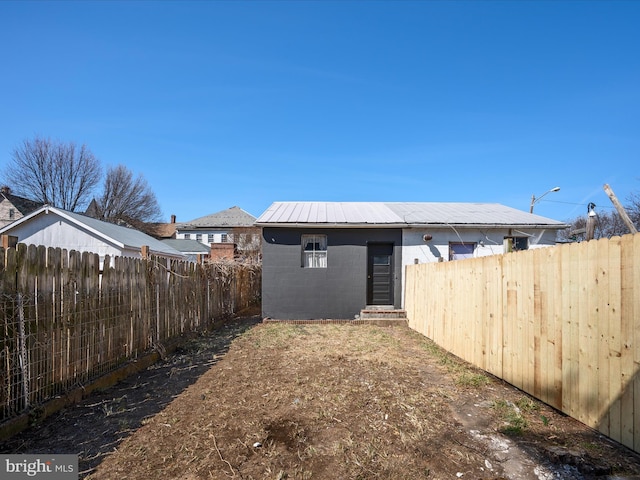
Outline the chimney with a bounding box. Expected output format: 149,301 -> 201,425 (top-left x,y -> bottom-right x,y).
171,214 -> 176,224
0,186 -> 10,195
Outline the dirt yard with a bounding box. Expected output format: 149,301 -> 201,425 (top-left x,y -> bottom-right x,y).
3,316 -> 640,479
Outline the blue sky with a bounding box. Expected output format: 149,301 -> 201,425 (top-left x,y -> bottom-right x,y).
1,1 -> 638,223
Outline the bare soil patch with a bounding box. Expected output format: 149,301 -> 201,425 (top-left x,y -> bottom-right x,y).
2,316 -> 640,479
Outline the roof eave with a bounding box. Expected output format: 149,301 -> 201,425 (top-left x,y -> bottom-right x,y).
256,222 -> 569,229
255,222 -> 407,228
406,223 -> 570,229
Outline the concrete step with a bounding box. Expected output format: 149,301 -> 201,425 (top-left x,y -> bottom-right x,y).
359,308 -> 407,320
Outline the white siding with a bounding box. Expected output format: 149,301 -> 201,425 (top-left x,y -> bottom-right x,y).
400,227 -> 559,306
178,230 -> 230,244
6,213 -> 138,259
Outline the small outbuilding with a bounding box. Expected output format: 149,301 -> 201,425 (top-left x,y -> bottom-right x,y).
0,205 -> 185,265
256,201 -> 569,321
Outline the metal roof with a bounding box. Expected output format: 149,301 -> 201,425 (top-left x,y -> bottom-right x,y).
256,202 -> 401,225
178,206 -> 256,228
255,202 -> 568,229
60,209 -> 185,256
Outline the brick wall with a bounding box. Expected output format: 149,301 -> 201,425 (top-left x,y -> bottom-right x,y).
210,243 -> 236,260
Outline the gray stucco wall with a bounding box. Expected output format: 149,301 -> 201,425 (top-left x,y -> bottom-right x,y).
261,227 -> 402,320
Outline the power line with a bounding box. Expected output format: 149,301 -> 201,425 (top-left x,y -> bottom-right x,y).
541,199 -> 617,210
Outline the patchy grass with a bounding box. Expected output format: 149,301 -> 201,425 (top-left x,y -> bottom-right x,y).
416,332 -> 490,388
6,318 -> 640,480
492,398 -> 536,436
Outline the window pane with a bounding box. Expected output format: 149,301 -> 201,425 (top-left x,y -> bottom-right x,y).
304,251 -> 327,268
302,235 -> 327,268
373,255 -> 390,265
450,242 -> 475,260
514,237 -> 528,250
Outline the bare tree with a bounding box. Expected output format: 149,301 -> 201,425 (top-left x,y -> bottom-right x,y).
626,190 -> 640,230
230,226 -> 263,263
5,136 -> 102,211
92,164 -> 162,231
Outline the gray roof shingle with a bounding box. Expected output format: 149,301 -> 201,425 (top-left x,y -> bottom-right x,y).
162,239 -> 211,254
178,206 -> 256,228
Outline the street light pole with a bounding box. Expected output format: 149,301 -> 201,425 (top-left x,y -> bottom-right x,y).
529,186 -> 560,213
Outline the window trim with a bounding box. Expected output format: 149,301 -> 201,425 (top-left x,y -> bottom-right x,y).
448,241 -> 476,261
301,234 -> 328,268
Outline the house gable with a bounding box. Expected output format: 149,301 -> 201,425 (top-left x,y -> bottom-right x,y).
0,206 -> 185,262
0,188 -> 44,227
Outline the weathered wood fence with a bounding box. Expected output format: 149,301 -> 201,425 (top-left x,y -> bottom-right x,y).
405,233 -> 640,454
0,243 -> 261,422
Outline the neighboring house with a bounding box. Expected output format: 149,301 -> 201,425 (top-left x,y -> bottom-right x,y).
175,206 -> 260,261
255,201 -> 569,320
146,214 -> 179,240
0,186 -> 44,227
0,205 -> 185,266
161,238 -> 211,263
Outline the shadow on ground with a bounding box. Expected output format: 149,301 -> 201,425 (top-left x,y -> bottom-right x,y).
0,315 -> 261,478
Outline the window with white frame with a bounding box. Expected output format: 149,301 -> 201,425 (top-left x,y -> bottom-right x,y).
221,233 -> 228,243
302,234 -> 327,268
196,233 -> 202,242
208,234 -> 215,244
449,242 -> 476,260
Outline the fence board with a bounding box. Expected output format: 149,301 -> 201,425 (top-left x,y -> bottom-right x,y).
563,241 -> 581,419
607,237 -> 622,441
550,245 -> 563,409
485,255 -> 503,378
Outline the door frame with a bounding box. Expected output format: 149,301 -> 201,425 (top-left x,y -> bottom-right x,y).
366,242 -> 395,306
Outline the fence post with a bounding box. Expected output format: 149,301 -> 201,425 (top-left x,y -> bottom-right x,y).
156,285 -> 160,343
1,235 -> 18,250
17,293 -> 29,409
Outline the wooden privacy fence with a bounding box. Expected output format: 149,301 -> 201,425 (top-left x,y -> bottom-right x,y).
405,233 -> 640,454
0,243 -> 261,422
